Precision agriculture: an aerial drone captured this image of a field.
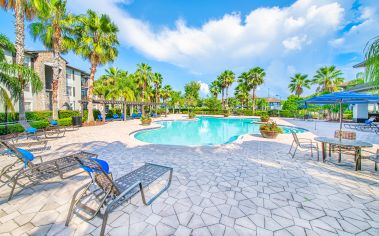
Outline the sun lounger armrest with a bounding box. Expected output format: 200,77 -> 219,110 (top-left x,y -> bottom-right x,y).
105,181 -> 142,213
298,138 -> 313,143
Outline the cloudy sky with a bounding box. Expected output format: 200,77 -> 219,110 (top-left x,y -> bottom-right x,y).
1,0 -> 378,98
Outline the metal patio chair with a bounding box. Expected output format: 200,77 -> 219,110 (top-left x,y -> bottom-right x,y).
0,140 -> 94,201
289,132 -> 319,160
18,119 -> 65,140
65,156 -> 173,236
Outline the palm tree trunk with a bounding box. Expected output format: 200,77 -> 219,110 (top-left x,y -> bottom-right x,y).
87,62 -> 97,122
252,88 -> 256,113
15,3 -> 26,121
225,87 -> 228,108
52,49 -> 60,120
142,81 -> 146,116
221,88 -> 225,109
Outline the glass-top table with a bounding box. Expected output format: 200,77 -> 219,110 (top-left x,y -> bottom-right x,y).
314,137 -> 373,171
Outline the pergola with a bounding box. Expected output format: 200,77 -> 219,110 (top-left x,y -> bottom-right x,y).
79,99 -> 167,121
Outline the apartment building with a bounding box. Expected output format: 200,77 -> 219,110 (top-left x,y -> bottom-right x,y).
1,49 -> 89,112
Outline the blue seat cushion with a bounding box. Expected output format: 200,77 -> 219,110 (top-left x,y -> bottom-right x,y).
16,148 -> 34,167
50,120 -> 58,126
26,127 -> 37,133
365,120 -> 373,124
81,158 -> 110,174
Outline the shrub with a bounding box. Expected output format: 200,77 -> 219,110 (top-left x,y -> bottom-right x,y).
188,111 -> 196,118
58,110 -> 80,119
260,114 -> 270,122
26,111 -> 52,121
260,121 -> 283,133
0,124 -> 24,135
30,120 -> 50,129
58,118 -> 72,126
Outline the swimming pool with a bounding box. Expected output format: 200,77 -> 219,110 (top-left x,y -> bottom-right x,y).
133,116 -> 306,146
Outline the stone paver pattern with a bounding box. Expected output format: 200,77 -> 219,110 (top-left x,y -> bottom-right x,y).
0,115 -> 378,236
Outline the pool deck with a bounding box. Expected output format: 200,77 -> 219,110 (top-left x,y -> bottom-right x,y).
0,114 -> 378,236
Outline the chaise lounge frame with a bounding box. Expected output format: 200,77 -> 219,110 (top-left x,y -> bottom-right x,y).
65,156 -> 173,236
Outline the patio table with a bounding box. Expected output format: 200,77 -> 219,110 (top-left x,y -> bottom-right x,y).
314,137 -> 372,171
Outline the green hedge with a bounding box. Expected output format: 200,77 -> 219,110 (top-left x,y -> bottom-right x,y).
58,110 -> 80,119
0,124 -> 24,135
58,117 -> 72,126
29,120 -> 50,129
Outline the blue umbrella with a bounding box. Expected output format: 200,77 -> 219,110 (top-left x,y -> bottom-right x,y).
303,92 -> 379,134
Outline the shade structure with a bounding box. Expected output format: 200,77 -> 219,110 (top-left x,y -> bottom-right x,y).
303,92 -> 379,138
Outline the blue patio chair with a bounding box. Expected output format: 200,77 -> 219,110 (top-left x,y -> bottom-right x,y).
65,156 -> 173,236
112,114 -> 121,120
0,140 -> 92,201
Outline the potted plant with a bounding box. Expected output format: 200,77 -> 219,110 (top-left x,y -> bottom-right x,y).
188,111 -> 196,119
260,114 -> 270,122
260,121 -> 283,139
223,109 -> 231,117
140,116 -> 152,126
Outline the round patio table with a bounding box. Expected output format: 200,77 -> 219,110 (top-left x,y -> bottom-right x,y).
314,137 -> 372,171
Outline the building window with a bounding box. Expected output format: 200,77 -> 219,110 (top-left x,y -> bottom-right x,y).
25,102 -> 32,112
66,86 -> 72,96
24,83 -> 30,92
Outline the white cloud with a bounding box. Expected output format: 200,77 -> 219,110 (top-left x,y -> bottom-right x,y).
283,35 -> 308,50
66,0 -> 379,97
198,81 -> 209,96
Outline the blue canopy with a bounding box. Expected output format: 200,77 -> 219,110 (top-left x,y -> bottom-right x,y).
302,92 -> 379,133
303,92 -> 379,105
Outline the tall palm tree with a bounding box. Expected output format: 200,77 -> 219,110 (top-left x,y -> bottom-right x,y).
1,0 -> 40,121
135,63 -> 153,116
73,10 -> 119,122
152,73 -> 162,103
312,66 -> 344,92
30,0 -> 75,119
248,67 -> 265,112
288,73 -> 311,97
222,70 -> 235,108
161,85 -> 172,104
116,72 -> 136,102
365,36 -> 379,86
235,83 -> 248,109
0,34 -> 42,123
209,80 -> 220,98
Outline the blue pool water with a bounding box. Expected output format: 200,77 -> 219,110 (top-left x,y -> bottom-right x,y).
134,116 -> 306,146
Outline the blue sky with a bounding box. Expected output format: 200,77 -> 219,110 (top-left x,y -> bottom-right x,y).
1,0 -> 378,98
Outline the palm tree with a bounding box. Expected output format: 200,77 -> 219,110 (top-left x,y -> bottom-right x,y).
216,73 -> 226,109
288,73 -> 311,97
0,34 -> 42,124
161,85 -> 172,104
116,72 -> 136,102
209,80 -> 220,98
1,0 -> 40,121
312,66 -> 344,92
30,0 -> 75,119
222,70 -> 235,108
365,36 -> 379,86
135,63 -> 153,116
246,67 -> 265,113
152,73 -> 162,103
73,10 -> 119,122
235,83 -> 248,109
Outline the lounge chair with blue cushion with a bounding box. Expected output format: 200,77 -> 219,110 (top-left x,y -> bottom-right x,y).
112,114 -> 121,120
344,117 -> 377,130
0,141 -> 94,201
97,114 -> 114,121
65,156 -> 173,236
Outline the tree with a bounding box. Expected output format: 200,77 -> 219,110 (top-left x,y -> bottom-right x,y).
209,80 -> 220,98
365,36 -> 379,86
30,0 -> 75,119
238,67 -> 265,113
168,90 -> 183,113
282,95 -> 303,111
184,81 -> 200,110
0,34 -> 42,123
312,66 -> 344,92
152,73 -> 162,103
235,83 -> 249,109
1,0 -> 40,121
218,70 -> 235,109
135,63 -> 153,115
161,85 -> 172,104
73,10 -> 119,122
288,73 -> 311,97
203,97 -> 222,110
